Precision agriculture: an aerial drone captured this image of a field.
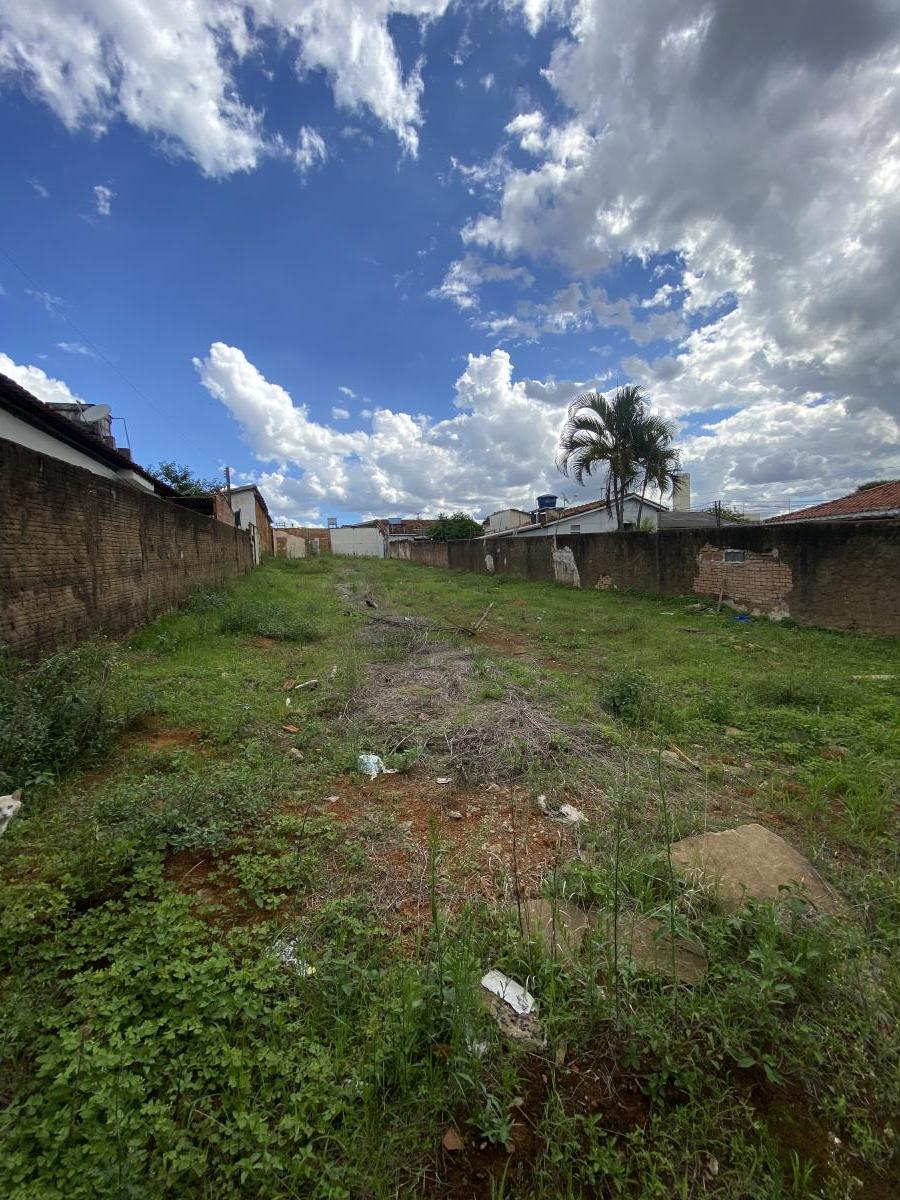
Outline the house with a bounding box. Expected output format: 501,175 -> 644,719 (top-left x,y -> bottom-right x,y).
331,520 -> 386,557
495,493 -> 667,538
0,372 -> 172,497
766,482 -> 900,524
484,508 -> 533,534
173,493 -> 236,526
228,484 -> 274,562
273,525 -> 333,554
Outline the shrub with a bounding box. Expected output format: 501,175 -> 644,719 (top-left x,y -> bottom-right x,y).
600,669 -> 654,723
0,645 -> 128,790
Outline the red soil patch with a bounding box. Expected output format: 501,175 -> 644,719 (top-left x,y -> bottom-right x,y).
310,772 -> 587,937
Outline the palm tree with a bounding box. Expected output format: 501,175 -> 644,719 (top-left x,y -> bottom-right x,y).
555,385 -> 650,530
634,415 -> 680,526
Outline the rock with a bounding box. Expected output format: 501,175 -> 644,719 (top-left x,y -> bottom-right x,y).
670,823 -> 842,913
660,750 -> 688,771
0,789 -> 22,837
597,913 -> 707,984
523,899 -> 595,962
442,1127 -> 463,1152
558,803 -> 587,824
447,810 -> 463,820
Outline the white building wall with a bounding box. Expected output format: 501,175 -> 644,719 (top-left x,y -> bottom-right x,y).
331,525 -> 386,557
486,509 -> 532,533
275,532 -> 306,558
516,498 -> 659,537
0,409 -> 156,492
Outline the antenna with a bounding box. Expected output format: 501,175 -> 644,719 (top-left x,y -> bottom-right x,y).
81,404 -> 111,423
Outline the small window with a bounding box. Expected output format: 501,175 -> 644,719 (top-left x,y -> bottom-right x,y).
724,548 -> 746,564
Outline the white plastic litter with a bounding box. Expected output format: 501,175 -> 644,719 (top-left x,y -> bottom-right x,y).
436,777 -> 452,785
480,970 -> 536,1016
0,790 -> 22,837
358,753 -> 397,777
272,936 -> 316,976
559,804 -> 587,825
536,794 -> 548,812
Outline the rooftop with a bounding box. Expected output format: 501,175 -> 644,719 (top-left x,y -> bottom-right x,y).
766,481 -> 900,524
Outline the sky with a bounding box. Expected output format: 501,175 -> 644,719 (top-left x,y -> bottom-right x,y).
1,0 -> 898,524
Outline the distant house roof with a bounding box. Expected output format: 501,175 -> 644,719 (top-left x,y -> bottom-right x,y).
501,493 -> 667,534
228,483 -> 273,524
0,371 -> 173,494
766,482 -> 900,524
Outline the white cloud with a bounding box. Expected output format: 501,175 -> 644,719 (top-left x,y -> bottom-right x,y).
331,405 -> 350,420
292,125 -> 327,176
459,0 -> 900,450
0,0 -> 452,176
0,351 -> 85,405
338,385 -> 357,399
93,184 -> 114,217
429,254 -> 534,311
194,341 -> 603,519
29,177 -> 49,198
56,341 -> 95,357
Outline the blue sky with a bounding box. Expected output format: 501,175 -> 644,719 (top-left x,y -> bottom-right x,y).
1,0 -> 898,522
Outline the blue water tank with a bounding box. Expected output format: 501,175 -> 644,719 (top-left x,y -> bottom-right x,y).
536,494 -> 558,510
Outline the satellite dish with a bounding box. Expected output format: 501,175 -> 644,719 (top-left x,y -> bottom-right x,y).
81,404 -> 111,424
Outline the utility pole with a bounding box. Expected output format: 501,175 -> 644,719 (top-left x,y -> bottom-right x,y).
224,465 -> 232,502
713,500 -> 721,528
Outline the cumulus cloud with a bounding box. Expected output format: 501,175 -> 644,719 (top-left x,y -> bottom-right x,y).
331,405 -> 350,420
194,341 -> 601,519
338,385 -> 357,399
461,0 -> 900,464
0,0 -> 452,175
0,351 -> 86,405
429,254 -> 534,311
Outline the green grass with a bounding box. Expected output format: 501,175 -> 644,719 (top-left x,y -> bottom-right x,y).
1,555 -> 898,1199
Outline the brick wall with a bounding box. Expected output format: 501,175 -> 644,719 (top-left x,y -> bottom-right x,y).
279,526 -> 333,553
390,522 -> 900,635
1,438 -> 254,658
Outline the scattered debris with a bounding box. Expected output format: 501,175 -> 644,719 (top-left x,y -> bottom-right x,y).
480,970 -> 544,1047
436,777 -> 453,785
364,596 -> 379,609
851,674 -> 895,681
282,723 -> 301,734
660,750 -> 688,772
536,794 -> 548,812
481,969 -> 536,1015
294,679 -> 319,691
358,753 -> 387,778
271,936 -> 316,975
288,748 -> 304,760
442,1127 -> 463,1152
558,803 -> 587,825
470,602 -> 495,634
447,810 -> 463,820
0,789 -> 22,837
324,795 -> 339,803
670,823 -> 844,914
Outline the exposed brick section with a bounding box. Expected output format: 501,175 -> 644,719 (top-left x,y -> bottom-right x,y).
693,546 -> 794,616
392,522 -> 900,635
1,438 -> 254,658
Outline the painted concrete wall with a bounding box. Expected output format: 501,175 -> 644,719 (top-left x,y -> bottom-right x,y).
517,497 -> 658,537
275,532 -> 307,558
485,509 -> 532,533
331,525 -> 386,557
0,408 -> 157,492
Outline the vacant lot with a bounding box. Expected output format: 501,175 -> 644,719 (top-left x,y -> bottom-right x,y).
1,555 -> 898,1199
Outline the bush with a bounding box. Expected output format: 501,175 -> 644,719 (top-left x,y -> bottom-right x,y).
600,669 -> 654,723
0,646 -> 128,790
219,601 -> 321,643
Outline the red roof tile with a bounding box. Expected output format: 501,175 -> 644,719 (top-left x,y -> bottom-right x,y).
766,481 -> 900,523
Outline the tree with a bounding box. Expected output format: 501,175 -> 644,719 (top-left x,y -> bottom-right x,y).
428,512 -> 484,541
556,385 -> 678,530
151,461 -> 223,495
855,480 -> 890,492
634,414 -> 680,526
